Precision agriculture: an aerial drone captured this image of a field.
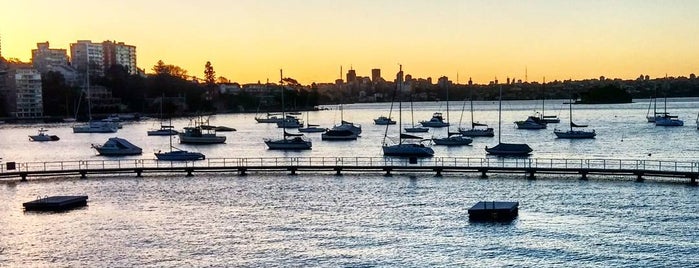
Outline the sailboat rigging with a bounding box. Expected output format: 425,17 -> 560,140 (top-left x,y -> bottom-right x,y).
459,77 -> 494,137
486,85 -> 533,156
554,91 -> 596,139
432,80 -> 472,146
264,69 -> 312,150
382,65 -> 434,157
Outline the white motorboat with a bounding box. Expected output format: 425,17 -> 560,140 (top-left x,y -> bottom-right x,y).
514,116 -> 547,129
92,137 -> 142,156
374,116 -> 396,125
179,117 -> 226,144
420,112 -> 450,128
73,121 -> 119,133
29,128 -> 60,142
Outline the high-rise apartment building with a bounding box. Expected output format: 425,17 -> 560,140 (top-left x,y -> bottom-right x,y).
103,41 -> 137,75
31,42 -> 69,74
346,69 -> 357,84
70,40 -> 104,78
371,68 -> 381,83
2,63 -> 43,118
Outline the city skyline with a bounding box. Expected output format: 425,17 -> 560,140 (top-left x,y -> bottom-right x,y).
1,0 -> 698,84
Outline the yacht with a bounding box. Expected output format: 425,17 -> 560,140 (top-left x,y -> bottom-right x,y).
29,128 -> 59,142
374,116 -> 396,125
179,117 -> 227,144
654,96 -> 683,126
420,112 -> 450,128
514,116 -> 547,129
404,126 -> 429,133
321,129 -> 358,140
73,121 -> 119,133
155,117 -> 205,161
432,84 -> 472,146
276,117 -> 303,128
92,137 -> 142,156
264,69 -> 313,150
298,112 -> 327,133
554,95 -> 596,139
147,125 -> 178,136
265,132 -> 313,150
255,113 -> 285,123
459,82 -> 495,137
382,65 -> 434,157
486,85 -> 533,156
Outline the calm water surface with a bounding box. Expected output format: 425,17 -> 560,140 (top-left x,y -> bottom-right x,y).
0,99 -> 698,266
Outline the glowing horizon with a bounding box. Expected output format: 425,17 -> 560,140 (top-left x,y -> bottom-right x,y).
1,0 -> 698,85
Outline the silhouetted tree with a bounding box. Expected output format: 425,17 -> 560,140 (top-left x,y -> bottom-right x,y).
204,61 -> 216,86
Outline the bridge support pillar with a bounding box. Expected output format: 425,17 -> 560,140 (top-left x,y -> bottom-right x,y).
434,169 -> 442,177
80,171 -> 87,179
334,168 -> 342,176
580,172 -> 588,180
527,170 -> 536,180
479,169 -> 488,179
289,168 -> 297,175
689,175 -> 697,186
636,174 -> 644,182
20,173 -> 27,182
185,168 -> 194,177
135,169 -> 142,177
238,168 -> 247,176
384,168 -> 392,177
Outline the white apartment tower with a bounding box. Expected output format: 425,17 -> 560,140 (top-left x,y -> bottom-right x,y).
6,65 -> 43,118
70,40 -> 104,78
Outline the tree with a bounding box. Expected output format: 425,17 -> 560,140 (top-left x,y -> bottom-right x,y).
217,76 -> 230,84
204,61 -> 216,86
152,60 -> 189,79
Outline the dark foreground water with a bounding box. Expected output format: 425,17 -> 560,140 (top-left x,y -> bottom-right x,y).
1,173 -> 697,267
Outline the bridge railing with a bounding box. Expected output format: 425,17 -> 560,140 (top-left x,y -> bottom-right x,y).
1,157 -> 698,174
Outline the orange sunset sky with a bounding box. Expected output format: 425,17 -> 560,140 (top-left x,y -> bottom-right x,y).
1,0 -> 698,84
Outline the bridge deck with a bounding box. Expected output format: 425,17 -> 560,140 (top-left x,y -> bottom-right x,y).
1,157 -> 697,184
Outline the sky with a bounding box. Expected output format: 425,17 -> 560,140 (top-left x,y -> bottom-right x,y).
1,0 -> 698,84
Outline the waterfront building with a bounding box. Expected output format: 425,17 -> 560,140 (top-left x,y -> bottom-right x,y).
1,63 -> 43,118
102,41 -> 137,75
346,69 -> 357,84
31,42 -> 69,74
70,40 -> 104,77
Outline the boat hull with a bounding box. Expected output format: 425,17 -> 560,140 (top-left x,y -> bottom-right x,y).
298,127 -> 327,133
264,139 -> 312,150
404,127 -> 429,133
554,130 -> 596,139
485,143 -> 533,156
432,136 -> 473,146
29,135 -> 60,141
460,128 -> 495,137
147,129 -> 178,136
382,144 -> 434,157
155,150 -> 205,161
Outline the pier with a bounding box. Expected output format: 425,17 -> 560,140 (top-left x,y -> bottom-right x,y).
0,157 -> 697,185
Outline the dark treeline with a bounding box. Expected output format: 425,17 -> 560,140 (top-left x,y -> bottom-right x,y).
39,63 -> 699,118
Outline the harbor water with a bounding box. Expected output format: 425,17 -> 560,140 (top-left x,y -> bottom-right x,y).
0,99 -> 698,266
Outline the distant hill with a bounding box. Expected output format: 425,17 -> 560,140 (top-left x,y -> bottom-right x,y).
576,84 -> 633,104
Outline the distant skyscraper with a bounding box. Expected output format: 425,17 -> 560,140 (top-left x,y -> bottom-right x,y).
371,68 -> 381,82
70,40 -> 104,77
102,40 -> 137,75
346,69 -> 357,83
31,42 -> 69,74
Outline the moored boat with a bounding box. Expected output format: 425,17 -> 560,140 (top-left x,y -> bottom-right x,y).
29,128 -> 60,142
92,137 -> 142,156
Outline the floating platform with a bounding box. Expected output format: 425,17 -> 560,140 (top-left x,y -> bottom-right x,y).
23,195 -> 88,211
468,201 -> 519,221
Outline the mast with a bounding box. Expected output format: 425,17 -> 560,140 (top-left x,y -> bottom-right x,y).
469,78 -> 474,128
280,69 -> 286,140
568,92 -> 573,131
541,77 -> 545,118
398,65 -> 403,145
498,84 -> 502,144
85,42 -> 92,121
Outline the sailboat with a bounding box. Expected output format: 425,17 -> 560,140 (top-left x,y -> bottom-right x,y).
264,69 -> 312,150
432,81 -> 472,146
155,117 -> 205,160
329,104 -> 361,135
383,65 -> 434,157
72,52 -> 118,133
655,95 -> 683,126
298,111 -> 327,133
554,93 -> 596,139
459,78 -> 494,137
404,85 -> 429,133
486,85 -> 533,156
147,94 -> 178,136
539,79 -> 560,123
322,104 -> 359,140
